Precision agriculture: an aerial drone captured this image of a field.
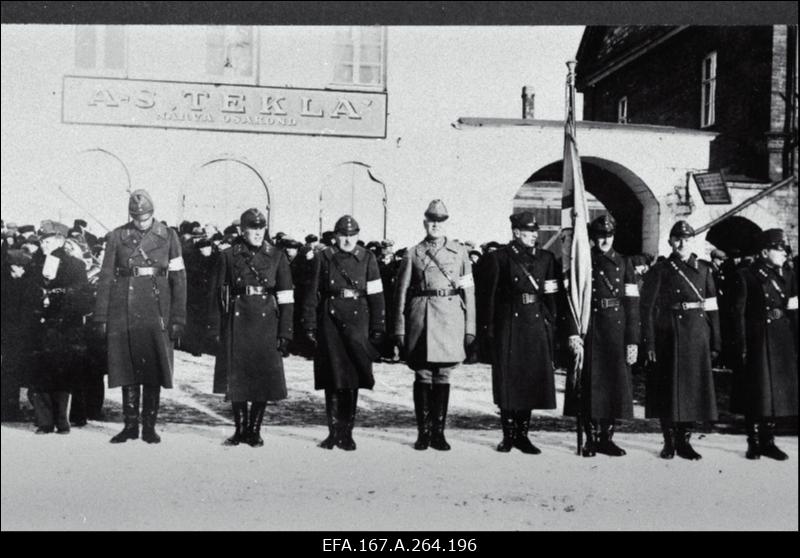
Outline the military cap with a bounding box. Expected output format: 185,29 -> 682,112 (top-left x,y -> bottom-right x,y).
74,219 -> 88,229
39,221 -> 69,239
240,208 -> 267,229
6,249 -> 32,266
509,211 -> 539,231
305,234 -> 319,244
760,228 -> 787,250
468,249 -> 482,259
274,231 -> 287,241
128,189 -> 155,217
6,222 -> 18,230
482,241 -> 501,252
669,220 -> 694,238
366,240 -> 381,251
382,239 -> 395,248
223,224 -> 239,236
18,224 -> 35,234
710,249 -> 727,260
424,199 -> 449,222
589,214 -> 616,237
196,238 -> 213,250
334,215 -> 360,235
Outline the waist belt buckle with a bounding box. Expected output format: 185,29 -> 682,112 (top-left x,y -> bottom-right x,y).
601,298 -> 611,309
436,289 -> 448,297
246,286 -> 263,296
132,267 -> 144,277
768,308 -> 783,320
680,302 -> 689,310
341,288 -> 357,299
522,293 -> 536,304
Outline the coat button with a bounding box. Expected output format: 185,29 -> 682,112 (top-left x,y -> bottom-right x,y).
262,313 -> 266,317
235,312 -> 240,316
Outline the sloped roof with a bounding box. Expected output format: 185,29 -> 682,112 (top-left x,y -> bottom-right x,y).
576,26 -> 686,90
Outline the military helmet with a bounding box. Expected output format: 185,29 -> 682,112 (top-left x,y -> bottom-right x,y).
424,199 -> 449,222
669,220 -> 694,239
509,211 -> 539,232
240,208 -> 267,229
334,215 -> 360,235
589,214 -> 616,238
128,189 -> 155,217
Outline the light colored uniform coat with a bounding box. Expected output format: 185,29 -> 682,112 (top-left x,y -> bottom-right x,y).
394,238 -> 476,365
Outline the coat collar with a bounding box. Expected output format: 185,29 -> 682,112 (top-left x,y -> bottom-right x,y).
121,219 -> 169,241
756,259 -> 784,282
328,244 -> 364,261
232,238 -> 272,256
669,251 -> 698,271
509,240 -> 537,257
593,246 -> 619,264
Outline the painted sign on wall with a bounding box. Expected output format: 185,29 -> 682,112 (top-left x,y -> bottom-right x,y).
62,76 -> 387,138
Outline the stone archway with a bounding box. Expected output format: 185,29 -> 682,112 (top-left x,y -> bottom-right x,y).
517,157 -> 660,256
181,155 -> 271,231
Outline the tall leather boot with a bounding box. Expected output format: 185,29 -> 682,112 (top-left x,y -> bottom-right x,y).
69,387 -> 88,426
110,385 -> 140,443
513,410 -> 541,454
247,401 -> 267,447
336,389 -> 357,451
759,421 -> 788,461
675,424 -> 702,460
581,418 -> 597,457
32,391 -> 55,434
745,417 -> 760,460
318,390 -> 338,449
413,382 -> 432,450
597,419 -> 626,456
496,409 -> 515,452
141,385 -> 161,444
224,401 -> 248,446
659,419 -> 674,459
430,383 -> 451,451
53,391 -> 71,434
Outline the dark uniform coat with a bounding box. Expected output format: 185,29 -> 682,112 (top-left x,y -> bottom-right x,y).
208,239 -> 294,401
483,241 -> 560,410
1,259 -> 43,393
33,247 -> 92,392
394,238 -> 476,367
302,245 -> 385,390
184,247 -> 216,354
94,221 -> 187,389
731,261 -> 798,417
641,253 -> 720,422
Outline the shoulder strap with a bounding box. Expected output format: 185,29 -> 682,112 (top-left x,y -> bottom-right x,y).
243,247 -> 270,286
425,247 -> 460,290
329,251 -> 359,289
669,260 -> 704,302
508,244 -> 540,291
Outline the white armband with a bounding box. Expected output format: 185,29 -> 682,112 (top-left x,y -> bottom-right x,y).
543,279 -> 559,294
787,296 -> 798,311
704,297 -> 718,312
366,279 -> 383,295
276,290 -> 294,304
168,257 -> 185,272
458,273 -> 475,289
624,283 -> 639,297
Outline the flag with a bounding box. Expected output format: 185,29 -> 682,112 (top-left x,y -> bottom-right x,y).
561,71 -> 593,338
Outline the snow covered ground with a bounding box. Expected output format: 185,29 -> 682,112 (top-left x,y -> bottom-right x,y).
2,353 -> 797,531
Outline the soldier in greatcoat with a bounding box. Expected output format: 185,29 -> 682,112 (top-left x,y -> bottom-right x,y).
641,220 -> 720,460
93,190 -> 187,444
302,215 -> 385,451
394,200 -> 476,451
732,229 -> 797,460
29,222 -> 92,434
563,215 -> 640,457
207,208 -> 294,447
482,212 -> 560,454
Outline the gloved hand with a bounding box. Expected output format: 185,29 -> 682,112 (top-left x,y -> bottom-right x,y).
464,333 -> 476,352
169,323 -> 184,342
305,329 -> 318,349
369,330 -> 385,349
646,350 -> 657,364
277,337 -> 291,358
741,350 -> 747,365
93,321 -> 107,340
626,344 -> 638,365
568,335 -> 584,370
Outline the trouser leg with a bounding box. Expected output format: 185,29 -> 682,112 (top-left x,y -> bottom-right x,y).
32,391 -> 54,433
53,391 -> 71,433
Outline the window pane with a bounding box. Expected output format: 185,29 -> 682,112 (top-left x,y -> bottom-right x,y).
360,26 -> 382,44
335,27 -> 353,43
334,64 -> 353,83
75,26 -> 96,69
360,44 -> 382,64
358,65 -> 381,85
206,27 -> 225,75
229,27 -> 253,77
104,26 -> 125,70
334,44 -> 354,63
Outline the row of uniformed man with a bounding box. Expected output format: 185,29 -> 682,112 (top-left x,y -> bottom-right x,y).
4,189 -> 797,461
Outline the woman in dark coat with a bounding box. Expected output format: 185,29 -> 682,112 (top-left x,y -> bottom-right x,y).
207,208 -> 294,447
732,229 -> 797,460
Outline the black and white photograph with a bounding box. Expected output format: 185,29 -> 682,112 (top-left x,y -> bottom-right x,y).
1,1 -> 797,535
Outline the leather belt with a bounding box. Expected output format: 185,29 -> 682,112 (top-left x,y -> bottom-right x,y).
766,308 -> 785,320
594,297 -> 621,309
520,293 -> 539,304
669,301 -> 704,310
235,286 -> 275,297
411,288 -> 460,297
116,266 -> 167,277
328,288 -> 367,299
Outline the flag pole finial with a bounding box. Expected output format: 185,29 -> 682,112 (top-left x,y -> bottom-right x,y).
566,59 -> 577,81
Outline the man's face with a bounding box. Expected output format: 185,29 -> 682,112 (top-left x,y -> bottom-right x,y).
40,235 -> 64,255
131,212 -> 154,231
336,233 -> 359,252
763,246 -> 787,268
669,235 -> 692,259
424,219 -> 446,239
593,234 -> 614,253
513,228 -> 538,248
286,247 -> 298,261
199,246 -> 213,257
469,253 -> 480,265
243,226 -> 265,247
